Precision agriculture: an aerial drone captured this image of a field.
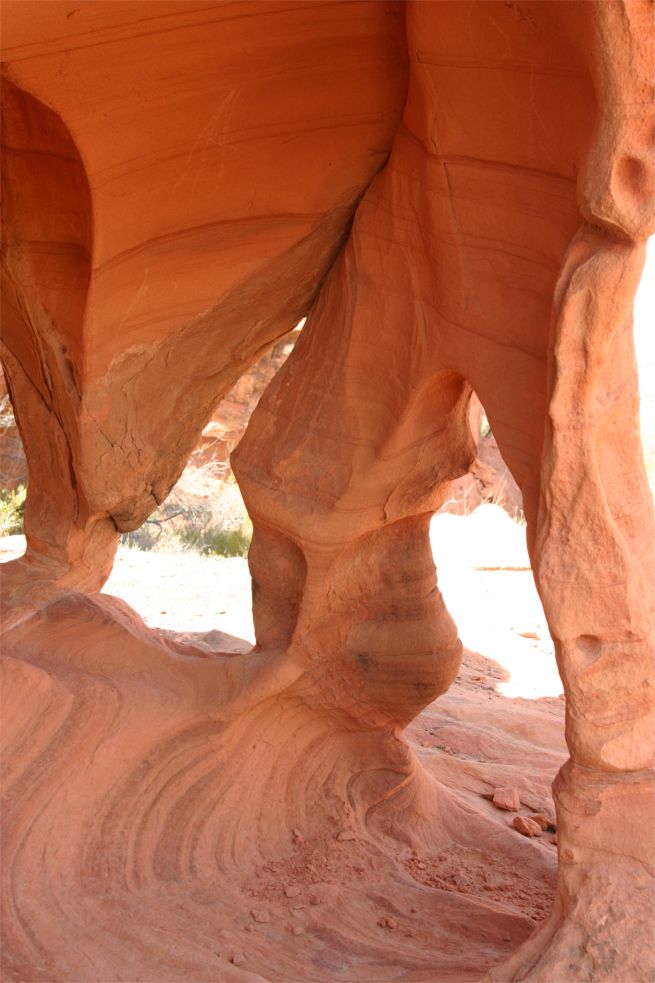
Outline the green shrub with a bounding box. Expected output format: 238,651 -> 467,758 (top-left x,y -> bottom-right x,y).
0,484 -> 26,537
119,504 -> 252,558
116,471 -> 252,557
178,522 -> 251,557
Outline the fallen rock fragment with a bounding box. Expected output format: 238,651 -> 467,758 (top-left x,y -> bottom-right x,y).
528,813 -> 555,831
336,829 -> 356,841
250,908 -> 270,923
378,916 -> 398,930
492,787 -> 520,812
284,885 -> 301,898
230,951 -> 246,966
512,816 -> 542,837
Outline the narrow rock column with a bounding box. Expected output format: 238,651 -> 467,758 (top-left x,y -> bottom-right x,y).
495,227 -> 655,982
497,2 -> 655,975
0,80 -> 119,611
233,227 -> 477,728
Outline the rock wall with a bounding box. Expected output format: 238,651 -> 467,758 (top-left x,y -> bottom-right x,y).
2,333 -> 521,520
1,3 -> 654,981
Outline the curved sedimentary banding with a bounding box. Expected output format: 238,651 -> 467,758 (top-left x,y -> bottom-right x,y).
1,596 -> 555,982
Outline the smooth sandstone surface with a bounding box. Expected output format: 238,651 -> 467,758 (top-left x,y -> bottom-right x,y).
1,2 -> 654,981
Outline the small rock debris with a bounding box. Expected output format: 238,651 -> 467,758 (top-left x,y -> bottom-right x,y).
492,787 -> 521,812
251,907 -> 270,923
512,815 -> 542,837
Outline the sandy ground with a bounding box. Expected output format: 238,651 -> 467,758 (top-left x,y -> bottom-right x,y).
430,507 -> 560,700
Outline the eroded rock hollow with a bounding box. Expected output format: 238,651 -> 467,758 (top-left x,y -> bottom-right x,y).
1,2 -> 654,980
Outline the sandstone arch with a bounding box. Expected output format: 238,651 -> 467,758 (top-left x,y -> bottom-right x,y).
1,2 -> 654,980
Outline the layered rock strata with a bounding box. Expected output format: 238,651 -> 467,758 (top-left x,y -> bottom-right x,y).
1,2 -> 654,981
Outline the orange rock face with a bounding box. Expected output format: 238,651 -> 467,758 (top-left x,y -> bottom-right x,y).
1,2 -> 654,982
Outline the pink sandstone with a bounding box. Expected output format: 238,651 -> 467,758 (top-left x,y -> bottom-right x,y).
1,2 -> 654,981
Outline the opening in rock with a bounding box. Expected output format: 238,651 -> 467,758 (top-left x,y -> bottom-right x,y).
0,363 -> 27,556
1,5 -> 654,978
100,323 -> 303,644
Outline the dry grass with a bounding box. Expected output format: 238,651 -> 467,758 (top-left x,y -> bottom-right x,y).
120,466 -> 251,556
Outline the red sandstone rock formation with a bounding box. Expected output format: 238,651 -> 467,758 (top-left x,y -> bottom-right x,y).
1,2 -> 654,981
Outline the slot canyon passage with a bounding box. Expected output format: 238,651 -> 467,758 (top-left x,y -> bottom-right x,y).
1,1 -> 654,981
